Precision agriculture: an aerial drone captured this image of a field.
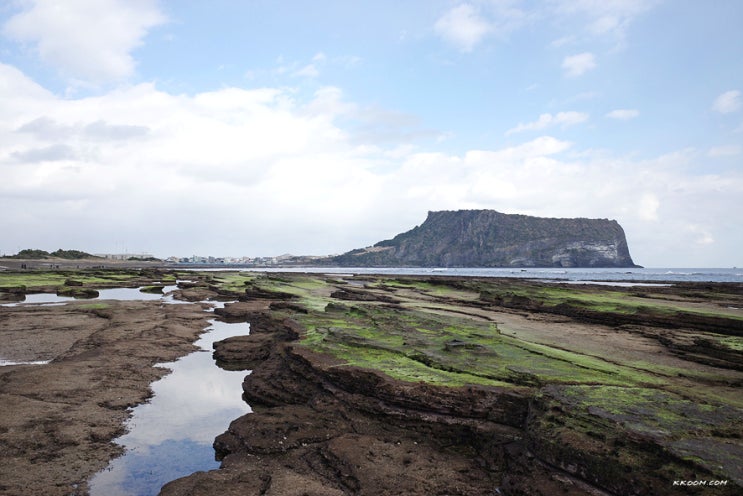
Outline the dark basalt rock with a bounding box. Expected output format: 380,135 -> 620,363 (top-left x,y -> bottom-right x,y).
162,276 -> 743,496
56,286 -> 99,299
0,285 -> 26,295
139,285 -> 164,294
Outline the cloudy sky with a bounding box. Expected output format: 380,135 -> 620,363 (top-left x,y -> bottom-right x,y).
1,1 -> 741,266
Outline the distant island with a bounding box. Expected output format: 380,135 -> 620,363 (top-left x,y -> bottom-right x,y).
328,210 -> 639,268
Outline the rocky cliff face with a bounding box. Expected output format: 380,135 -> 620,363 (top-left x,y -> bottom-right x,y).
332,210 -> 638,268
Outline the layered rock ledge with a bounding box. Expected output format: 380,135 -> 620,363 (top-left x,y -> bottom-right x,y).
162,273 -> 743,496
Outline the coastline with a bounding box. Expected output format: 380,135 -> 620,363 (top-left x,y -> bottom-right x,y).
164,272 -> 743,495
1,269 -> 742,495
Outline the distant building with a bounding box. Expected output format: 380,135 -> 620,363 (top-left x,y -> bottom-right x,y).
95,253 -> 154,260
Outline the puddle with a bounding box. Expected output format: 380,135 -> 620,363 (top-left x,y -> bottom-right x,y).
2,283 -> 254,493
1,284 -> 195,367
0,359 -> 51,366
1,285 -> 182,307
1,293 -> 76,306
97,286 -> 178,301
89,318 -> 251,496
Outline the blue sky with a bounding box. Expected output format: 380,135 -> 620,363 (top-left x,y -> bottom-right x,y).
0,0 -> 741,266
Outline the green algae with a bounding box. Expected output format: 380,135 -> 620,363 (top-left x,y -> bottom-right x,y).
477,281 -> 743,321
201,271 -> 742,413
531,384 -> 743,486
207,272 -> 259,293
371,278 -> 481,301
0,273 -> 70,289
194,271 -> 743,490
225,273 -> 740,394
715,336 -> 743,352
78,302 -> 110,310
554,386 -> 721,429
206,272 -> 335,310
295,301 -> 668,389
0,270 -> 163,292
4,269 -> 734,489
139,285 -> 164,294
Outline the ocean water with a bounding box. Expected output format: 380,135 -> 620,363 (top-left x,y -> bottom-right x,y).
227,267 -> 743,284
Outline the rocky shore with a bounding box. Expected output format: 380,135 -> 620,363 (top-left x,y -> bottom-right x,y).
2,270 -> 742,495
163,273 -> 743,496
0,298 -> 211,496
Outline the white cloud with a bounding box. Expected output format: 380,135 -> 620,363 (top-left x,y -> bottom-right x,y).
434,4 -> 491,52
712,90 -> 741,114
0,62 -> 55,102
707,145 -> 741,158
11,143 -> 77,163
391,142 -> 743,266
551,0 -> 660,45
275,52 -> 359,80
2,0 -> 166,84
637,193 -> 659,221
562,52 -> 597,77
292,52 -> 329,78
16,116 -> 150,142
435,1 -> 659,53
293,64 -> 320,78
432,1 -> 658,53
686,225 -> 714,246
1,64 -> 742,266
302,86 -> 357,118
433,1 -> 531,52
506,111 -> 589,134
550,35 -> 575,48
606,108 -> 639,120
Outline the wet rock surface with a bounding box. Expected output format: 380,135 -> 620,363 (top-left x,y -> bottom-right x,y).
164,310 -> 599,496
164,274 -> 743,496
167,362 -> 519,495
0,300 -> 210,496
2,270 -> 742,495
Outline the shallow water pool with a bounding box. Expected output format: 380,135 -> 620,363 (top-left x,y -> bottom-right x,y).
88,318 -> 251,496
1,285 -> 182,307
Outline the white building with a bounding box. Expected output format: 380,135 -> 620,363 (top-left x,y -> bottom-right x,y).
95,253 -> 154,260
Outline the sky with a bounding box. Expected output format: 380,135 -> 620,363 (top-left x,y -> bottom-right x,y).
0,0 -> 741,267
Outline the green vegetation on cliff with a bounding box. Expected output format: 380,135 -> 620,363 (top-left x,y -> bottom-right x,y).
330,209 -> 638,268
4,248 -> 97,259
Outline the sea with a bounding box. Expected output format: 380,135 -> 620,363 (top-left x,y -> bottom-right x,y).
199,267 -> 743,284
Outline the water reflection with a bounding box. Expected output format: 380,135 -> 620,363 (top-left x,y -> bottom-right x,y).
97,287 -> 173,301
89,319 -> 251,496
1,293 -> 75,306
1,285 -> 182,307
0,359 -> 51,366
1,285 -> 197,367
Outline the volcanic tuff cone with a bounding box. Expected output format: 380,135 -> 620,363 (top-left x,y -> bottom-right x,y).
332,210 -> 638,268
